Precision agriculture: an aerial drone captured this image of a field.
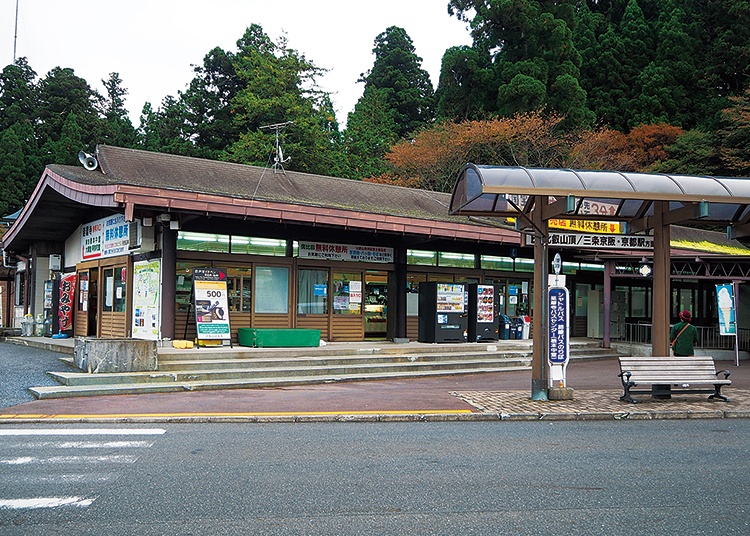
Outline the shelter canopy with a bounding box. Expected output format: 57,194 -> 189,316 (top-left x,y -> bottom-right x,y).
450,164 -> 750,232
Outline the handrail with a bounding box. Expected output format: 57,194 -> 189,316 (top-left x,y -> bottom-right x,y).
619,322 -> 750,350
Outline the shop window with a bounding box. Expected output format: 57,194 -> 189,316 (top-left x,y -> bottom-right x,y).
407,249 -> 437,266
175,262 -> 207,312
102,267 -> 127,313
481,255 -> 515,271
254,266 -> 289,314
227,266 -> 252,312
514,258 -> 535,273
438,252 -> 475,268
177,232 -> 230,253
231,236 -> 287,256
333,272 -> 362,315
298,269 -> 328,314
406,273 -> 426,316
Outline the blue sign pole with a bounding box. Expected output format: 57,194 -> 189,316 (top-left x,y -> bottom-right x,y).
548,285 -> 570,388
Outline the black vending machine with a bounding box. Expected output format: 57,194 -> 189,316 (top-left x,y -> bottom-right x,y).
418,282 -> 468,343
468,284 -> 500,341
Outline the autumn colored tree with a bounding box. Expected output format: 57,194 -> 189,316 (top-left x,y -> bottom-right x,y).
568,123 -> 684,172
368,112 -> 569,192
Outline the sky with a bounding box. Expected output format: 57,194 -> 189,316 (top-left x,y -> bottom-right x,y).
0,0 -> 474,127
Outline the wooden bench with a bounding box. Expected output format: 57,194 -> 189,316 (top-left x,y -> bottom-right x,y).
617,356 -> 731,404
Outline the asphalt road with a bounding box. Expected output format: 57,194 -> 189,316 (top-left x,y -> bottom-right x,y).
0,421 -> 748,535
0,342 -> 77,408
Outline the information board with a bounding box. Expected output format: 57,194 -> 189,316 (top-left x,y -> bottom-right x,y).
193,268 -> 231,341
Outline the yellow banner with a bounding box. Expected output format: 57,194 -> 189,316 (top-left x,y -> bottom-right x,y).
548,219 -> 624,234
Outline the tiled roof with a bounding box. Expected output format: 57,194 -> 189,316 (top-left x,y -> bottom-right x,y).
50,145 -> 466,224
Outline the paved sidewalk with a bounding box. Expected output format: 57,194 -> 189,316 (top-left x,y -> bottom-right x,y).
1,354 -> 748,423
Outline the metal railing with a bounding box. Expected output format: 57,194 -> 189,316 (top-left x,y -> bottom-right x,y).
620,322 -> 750,350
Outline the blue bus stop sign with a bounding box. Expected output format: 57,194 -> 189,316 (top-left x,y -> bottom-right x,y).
548,286 -> 569,365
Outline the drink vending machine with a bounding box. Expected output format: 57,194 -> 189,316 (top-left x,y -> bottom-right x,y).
418,282 -> 468,343
468,284 -> 500,341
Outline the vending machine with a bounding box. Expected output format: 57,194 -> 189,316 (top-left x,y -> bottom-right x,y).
418,282 -> 468,343
468,284 -> 500,341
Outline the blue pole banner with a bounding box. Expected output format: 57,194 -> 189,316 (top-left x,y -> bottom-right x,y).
716,283 -> 736,336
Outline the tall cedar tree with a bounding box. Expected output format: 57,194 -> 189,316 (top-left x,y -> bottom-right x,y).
357,26 -> 435,139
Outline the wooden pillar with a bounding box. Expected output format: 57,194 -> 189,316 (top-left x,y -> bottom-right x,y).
161,227 -> 177,340
531,196 -> 548,399
394,246 -> 407,340
603,260 -> 613,348
652,201 -> 671,356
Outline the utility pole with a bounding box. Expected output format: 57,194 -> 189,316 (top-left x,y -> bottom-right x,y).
13,0 -> 20,62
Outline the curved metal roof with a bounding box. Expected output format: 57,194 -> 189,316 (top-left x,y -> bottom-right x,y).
450,164 -> 750,229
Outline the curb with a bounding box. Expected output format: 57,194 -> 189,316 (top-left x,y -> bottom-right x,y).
0,409 -> 749,424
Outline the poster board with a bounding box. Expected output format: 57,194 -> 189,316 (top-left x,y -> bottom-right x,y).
192,267 -> 231,344
132,260 -> 161,340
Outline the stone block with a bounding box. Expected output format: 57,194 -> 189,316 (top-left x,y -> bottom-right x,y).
74,337 -> 158,373
548,387 -> 575,400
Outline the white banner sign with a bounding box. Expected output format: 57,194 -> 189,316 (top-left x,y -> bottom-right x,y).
81,214 -> 131,260
529,233 -> 653,249
298,241 -> 394,263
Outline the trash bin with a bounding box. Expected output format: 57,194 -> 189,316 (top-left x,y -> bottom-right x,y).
514,317 -> 524,340
520,316 -> 531,339
499,314 -> 511,340
21,314 -> 34,337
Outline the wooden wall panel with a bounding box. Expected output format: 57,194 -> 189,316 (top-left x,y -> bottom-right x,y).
406,316 -> 419,341
296,315 -> 329,340
253,314 -> 292,329
331,315 -> 364,341
99,312 -> 127,338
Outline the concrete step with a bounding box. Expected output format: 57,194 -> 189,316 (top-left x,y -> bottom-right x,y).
29,365 -> 530,399
25,336 -> 621,399
47,355 -> 531,387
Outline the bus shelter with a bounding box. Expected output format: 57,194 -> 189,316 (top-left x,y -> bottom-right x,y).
450,164 -> 750,399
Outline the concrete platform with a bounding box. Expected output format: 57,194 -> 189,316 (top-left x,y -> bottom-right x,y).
1,339 -> 748,423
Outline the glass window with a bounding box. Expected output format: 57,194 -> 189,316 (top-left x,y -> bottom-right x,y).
175,262 -> 206,312
481,255 -> 515,271
254,266 -> 289,314
438,252 -> 475,268
333,272 -> 362,315
407,249 -> 437,266
226,266 -> 252,313
406,273 -> 426,316
514,258 -> 535,272
177,232 -> 230,253
231,236 -> 287,256
102,267 -> 127,313
298,269 -> 329,314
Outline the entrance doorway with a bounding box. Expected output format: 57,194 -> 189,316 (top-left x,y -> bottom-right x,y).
365,270 -> 388,339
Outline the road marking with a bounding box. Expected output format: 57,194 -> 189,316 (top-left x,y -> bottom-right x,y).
0,497 -> 94,509
0,428 -> 166,435
0,455 -> 139,465
20,441 -> 154,449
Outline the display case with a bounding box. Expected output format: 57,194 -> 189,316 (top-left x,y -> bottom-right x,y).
364,304 -> 387,336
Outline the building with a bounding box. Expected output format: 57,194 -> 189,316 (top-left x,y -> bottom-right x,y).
3,145 -> 749,349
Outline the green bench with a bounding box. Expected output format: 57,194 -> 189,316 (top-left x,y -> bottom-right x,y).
237,328 -> 321,348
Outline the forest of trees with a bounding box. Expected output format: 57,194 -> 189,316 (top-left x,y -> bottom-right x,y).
1,0 -> 750,217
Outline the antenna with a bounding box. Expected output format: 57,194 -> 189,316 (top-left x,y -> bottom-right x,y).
13,0 -> 19,61
260,121 -> 293,174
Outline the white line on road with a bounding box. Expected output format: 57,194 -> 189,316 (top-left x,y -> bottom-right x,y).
0,497 -> 95,509
16,441 -> 154,449
0,455 -> 139,465
0,428 -> 166,436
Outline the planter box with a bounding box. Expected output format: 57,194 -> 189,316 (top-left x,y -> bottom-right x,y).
74,337 -> 158,373
237,328 -> 321,348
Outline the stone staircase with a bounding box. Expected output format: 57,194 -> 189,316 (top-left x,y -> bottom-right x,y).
22,338 -> 623,399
